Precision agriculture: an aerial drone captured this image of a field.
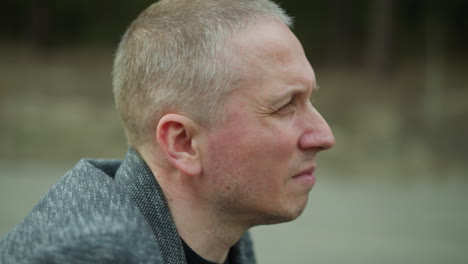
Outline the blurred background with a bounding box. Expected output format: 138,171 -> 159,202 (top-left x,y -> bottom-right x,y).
1,0 -> 467,263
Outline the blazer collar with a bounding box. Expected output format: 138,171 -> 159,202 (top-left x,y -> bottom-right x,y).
114,148 -> 256,264
115,148 -> 186,264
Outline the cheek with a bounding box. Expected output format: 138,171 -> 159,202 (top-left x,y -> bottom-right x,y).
205,123 -> 252,173
205,120 -> 297,186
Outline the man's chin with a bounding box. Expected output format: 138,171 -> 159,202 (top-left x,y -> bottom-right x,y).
255,202 -> 308,226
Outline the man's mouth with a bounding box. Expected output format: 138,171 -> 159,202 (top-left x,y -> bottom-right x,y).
292,167 -> 316,185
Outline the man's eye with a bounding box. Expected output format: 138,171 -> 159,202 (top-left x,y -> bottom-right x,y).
274,100 -> 295,115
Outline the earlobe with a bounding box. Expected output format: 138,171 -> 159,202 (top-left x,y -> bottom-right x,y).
156,114 -> 202,177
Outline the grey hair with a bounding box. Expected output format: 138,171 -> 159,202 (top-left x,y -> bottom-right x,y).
113,0 -> 293,147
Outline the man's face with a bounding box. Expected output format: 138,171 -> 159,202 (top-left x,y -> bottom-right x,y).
199,19 -> 335,226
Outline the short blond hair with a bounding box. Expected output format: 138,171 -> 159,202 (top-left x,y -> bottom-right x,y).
113,0 -> 292,147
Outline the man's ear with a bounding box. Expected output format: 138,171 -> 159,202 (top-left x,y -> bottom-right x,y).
156,114 -> 202,177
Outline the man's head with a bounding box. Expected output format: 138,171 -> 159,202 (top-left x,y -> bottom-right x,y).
197,19 -> 335,226
113,0 -> 335,228
113,0 -> 292,147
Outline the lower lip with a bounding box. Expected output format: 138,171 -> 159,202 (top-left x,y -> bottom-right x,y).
292,172 -> 316,186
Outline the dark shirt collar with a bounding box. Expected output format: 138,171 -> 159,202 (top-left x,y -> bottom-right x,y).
181,239 -> 232,264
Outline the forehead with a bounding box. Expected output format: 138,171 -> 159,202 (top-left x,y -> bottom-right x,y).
225,19 -> 316,98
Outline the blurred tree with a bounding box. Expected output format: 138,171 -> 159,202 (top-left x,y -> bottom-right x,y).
25,0 -> 52,48
367,0 -> 396,77
326,0 -> 355,66
423,0 -> 445,129
1,0 -> 466,63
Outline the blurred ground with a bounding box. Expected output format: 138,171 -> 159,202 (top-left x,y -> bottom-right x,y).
1,46 -> 467,263
254,175 -> 468,264
1,168 -> 467,264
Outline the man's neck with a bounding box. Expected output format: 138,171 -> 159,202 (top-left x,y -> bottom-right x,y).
164,188 -> 246,263
140,147 -> 248,263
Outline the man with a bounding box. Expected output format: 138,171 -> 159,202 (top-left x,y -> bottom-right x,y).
0,0 -> 334,263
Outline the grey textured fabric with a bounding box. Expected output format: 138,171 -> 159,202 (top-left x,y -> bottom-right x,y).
0,148 -> 256,264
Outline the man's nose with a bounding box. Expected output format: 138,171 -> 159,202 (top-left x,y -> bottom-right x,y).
298,107 -> 335,151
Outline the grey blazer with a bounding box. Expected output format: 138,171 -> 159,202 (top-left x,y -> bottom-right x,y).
0,149 -> 256,264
